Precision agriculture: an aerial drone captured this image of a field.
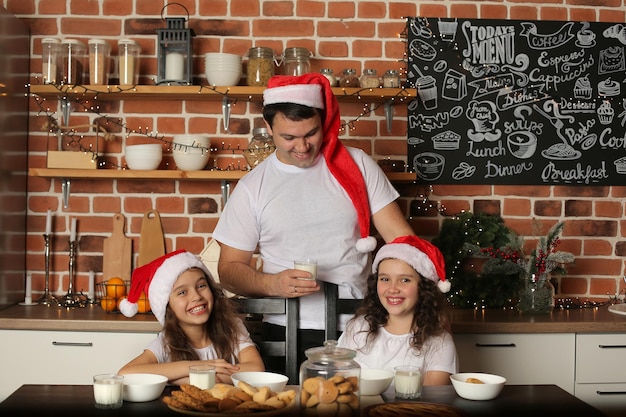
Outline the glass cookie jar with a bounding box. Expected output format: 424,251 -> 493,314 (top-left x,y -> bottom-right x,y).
300,340 -> 360,416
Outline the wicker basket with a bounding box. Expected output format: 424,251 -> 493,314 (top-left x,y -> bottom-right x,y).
96,280 -> 130,313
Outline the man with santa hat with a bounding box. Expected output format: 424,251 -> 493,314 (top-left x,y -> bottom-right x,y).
212,73 -> 415,369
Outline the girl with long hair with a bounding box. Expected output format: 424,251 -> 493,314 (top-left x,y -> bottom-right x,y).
337,236 -> 457,385
118,250 -> 264,384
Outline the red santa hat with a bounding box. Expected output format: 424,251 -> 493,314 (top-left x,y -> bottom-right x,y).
372,235 -> 450,293
119,249 -> 212,325
263,73 -> 377,253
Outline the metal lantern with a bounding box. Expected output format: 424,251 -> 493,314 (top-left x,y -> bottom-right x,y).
157,4 -> 193,85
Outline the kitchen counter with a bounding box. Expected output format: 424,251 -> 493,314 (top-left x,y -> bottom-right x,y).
0,303 -> 161,332
1,302 -> 625,334
448,304 -> 626,333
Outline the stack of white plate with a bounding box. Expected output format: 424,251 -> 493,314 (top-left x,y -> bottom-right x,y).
204,52 -> 242,86
172,135 -> 211,171
125,144 -> 162,170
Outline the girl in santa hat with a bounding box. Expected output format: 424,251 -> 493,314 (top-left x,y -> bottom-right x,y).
117,250 -> 264,384
337,236 -> 458,386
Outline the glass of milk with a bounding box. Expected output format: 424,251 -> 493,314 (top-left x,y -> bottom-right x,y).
93,373 -> 124,409
189,364 -> 216,390
394,365 -> 423,399
294,259 -> 317,280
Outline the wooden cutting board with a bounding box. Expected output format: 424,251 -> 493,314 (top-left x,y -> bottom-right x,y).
102,213 -> 132,280
137,210 -> 166,267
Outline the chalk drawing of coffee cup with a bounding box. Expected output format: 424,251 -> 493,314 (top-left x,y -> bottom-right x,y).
507,131 -> 537,159
416,76 -> 438,110
413,152 -> 445,181
576,31 -> 595,47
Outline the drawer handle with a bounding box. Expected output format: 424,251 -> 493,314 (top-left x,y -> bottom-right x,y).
52,341 -> 93,347
596,390 -> 626,396
475,343 -> 516,348
598,344 -> 626,349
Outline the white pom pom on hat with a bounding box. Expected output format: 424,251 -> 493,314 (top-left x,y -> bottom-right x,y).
264,74 -> 376,253
372,235 -> 450,292
119,249 -> 212,326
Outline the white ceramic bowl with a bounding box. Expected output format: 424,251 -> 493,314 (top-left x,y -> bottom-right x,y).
205,70 -> 242,86
122,373 -> 168,402
173,152 -> 210,171
359,368 -> 394,396
172,135 -> 211,171
450,372 -> 506,401
231,371 -> 288,392
125,144 -> 163,170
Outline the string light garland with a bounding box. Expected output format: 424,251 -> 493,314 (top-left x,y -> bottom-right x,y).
31,81 -> 413,170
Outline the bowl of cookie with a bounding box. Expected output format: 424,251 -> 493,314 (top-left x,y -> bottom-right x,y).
450,372 -> 506,400
231,371 -> 289,393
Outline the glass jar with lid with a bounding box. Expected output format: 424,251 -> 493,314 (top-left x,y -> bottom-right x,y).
118,39 -> 141,86
246,46 -> 275,86
242,127 -> 275,169
41,38 -> 61,84
319,68 -> 337,87
61,39 -> 86,85
300,340 -> 360,416
88,39 -> 111,85
339,69 -> 360,88
383,69 -> 401,88
360,68 -> 380,88
282,47 -> 312,76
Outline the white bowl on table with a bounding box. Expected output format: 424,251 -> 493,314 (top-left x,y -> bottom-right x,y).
450,372 -> 506,400
122,373 -> 168,402
231,371 -> 288,392
124,144 -> 163,170
359,368 -> 394,396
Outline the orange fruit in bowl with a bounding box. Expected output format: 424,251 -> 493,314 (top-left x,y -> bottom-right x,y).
106,277 -> 126,298
137,292 -> 151,313
100,296 -> 117,312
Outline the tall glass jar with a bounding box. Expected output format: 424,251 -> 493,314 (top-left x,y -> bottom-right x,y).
246,46 -> 275,86
61,39 -> 86,85
88,39 -> 111,85
118,39 -> 141,86
339,69 -> 360,88
41,38 -> 61,84
300,340 -> 360,416
282,47 -> 311,76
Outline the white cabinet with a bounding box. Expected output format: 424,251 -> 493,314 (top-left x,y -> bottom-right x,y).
453,333 -> 576,394
575,333 -> 626,417
0,329 -> 157,402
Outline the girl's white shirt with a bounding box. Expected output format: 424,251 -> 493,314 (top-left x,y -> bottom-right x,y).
146,318 -> 255,363
337,315 -> 459,375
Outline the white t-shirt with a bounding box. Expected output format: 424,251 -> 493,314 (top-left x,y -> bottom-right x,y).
146,318 -> 255,363
213,147 -> 400,330
337,316 -> 458,375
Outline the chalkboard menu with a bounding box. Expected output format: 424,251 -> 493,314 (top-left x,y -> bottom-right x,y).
407,17 -> 626,185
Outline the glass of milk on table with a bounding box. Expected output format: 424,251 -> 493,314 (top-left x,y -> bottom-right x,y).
93,373 -> 124,409
189,364 -> 216,390
394,365 -> 423,399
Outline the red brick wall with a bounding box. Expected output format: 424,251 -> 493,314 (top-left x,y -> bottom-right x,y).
4,0 -> 625,303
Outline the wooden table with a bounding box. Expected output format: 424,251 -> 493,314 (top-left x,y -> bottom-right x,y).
0,384 -> 608,417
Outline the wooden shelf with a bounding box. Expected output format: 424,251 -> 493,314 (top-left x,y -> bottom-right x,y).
29,84 -> 415,102
29,168 -> 416,183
